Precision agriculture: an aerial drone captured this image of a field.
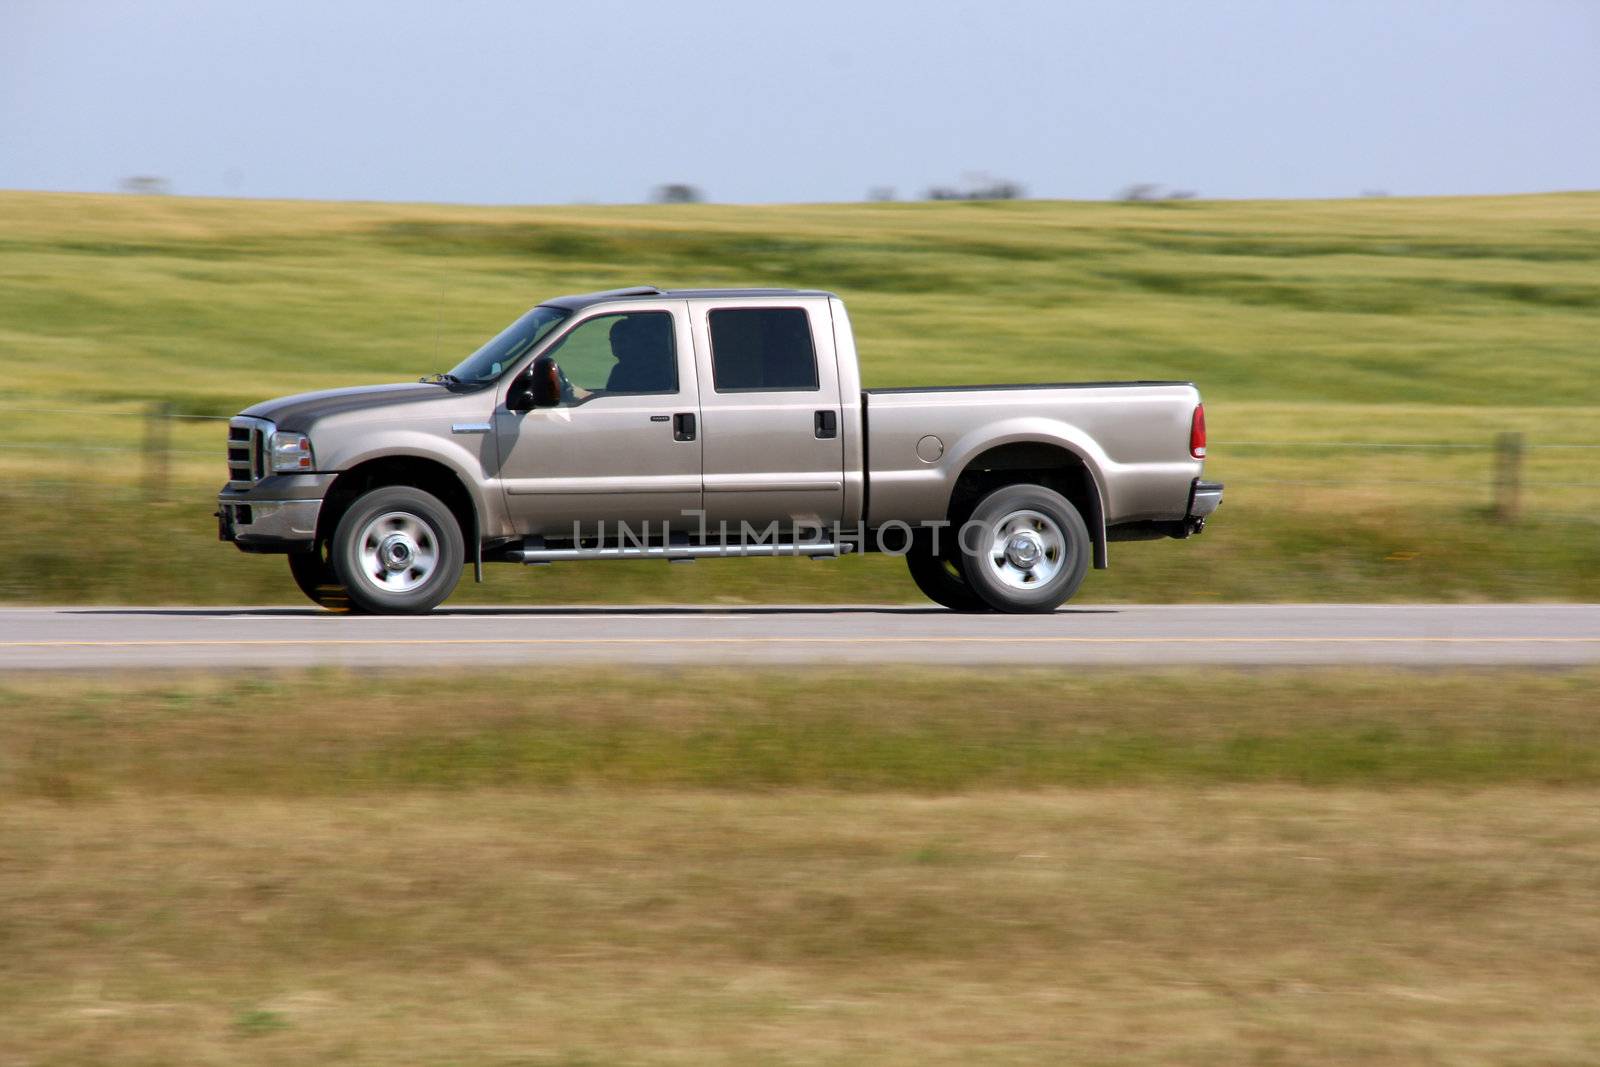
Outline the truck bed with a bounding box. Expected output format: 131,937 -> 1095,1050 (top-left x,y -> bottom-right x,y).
861,380 -> 1205,528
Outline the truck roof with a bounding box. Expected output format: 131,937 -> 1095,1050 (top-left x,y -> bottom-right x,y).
542,286 -> 837,311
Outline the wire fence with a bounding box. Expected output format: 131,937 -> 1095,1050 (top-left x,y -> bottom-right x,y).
1215,441 -> 1600,451
0,406 -> 232,422
0,405 -> 1596,519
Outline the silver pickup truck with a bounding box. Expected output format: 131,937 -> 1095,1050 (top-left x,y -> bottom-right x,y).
218,286 -> 1221,614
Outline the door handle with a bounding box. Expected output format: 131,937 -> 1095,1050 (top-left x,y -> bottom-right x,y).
814,410 -> 838,439
673,412 -> 696,441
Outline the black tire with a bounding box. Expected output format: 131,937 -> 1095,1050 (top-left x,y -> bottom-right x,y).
905,530 -> 991,611
287,543 -> 351,612
330,486 -> 464,615
957,484 -> 1091,614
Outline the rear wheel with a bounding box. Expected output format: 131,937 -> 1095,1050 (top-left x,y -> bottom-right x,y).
331,486 -> 464,615
905,531 -> 991,611
287,543 -> 351,612
958,484 -> 1090,614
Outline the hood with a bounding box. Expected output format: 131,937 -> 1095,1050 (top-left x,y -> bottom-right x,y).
241,382 -> 458,431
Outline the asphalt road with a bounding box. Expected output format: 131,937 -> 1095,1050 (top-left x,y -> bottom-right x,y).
0,604 -> 1597,671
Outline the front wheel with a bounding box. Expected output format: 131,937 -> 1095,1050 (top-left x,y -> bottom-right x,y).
287,544 -> 351,612
958,484 -> 1091,614
330,486 -> 464,615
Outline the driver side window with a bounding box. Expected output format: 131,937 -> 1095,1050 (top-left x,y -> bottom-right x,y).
543,311 -> 678,402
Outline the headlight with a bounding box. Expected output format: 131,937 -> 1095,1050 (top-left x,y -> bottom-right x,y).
267,430 -> 315,473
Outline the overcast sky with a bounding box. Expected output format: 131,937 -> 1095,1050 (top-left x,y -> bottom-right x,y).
2,0 -> 1595,204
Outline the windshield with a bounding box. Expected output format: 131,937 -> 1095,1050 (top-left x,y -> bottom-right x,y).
448,305 -> 571,383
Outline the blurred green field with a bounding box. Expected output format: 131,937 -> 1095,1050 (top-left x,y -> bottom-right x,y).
1,189 -> 1597,604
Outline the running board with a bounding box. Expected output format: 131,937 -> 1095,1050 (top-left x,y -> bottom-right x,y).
512,541 -> 851,564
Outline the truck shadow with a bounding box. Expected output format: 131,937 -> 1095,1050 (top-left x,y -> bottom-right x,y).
69,605 -> 1120,617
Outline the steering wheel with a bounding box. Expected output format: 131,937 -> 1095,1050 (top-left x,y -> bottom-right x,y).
552,360 -> 597,404
552,360 -> 577,404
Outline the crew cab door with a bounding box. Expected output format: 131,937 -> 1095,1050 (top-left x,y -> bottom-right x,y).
689,298 -> 846,529
493,300 -> 701,538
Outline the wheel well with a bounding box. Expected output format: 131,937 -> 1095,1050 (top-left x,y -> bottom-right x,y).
318,457 -> 478,549
949,442 -> 1108,568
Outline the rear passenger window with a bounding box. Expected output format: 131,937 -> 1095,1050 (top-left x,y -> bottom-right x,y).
708,307 -> 818,392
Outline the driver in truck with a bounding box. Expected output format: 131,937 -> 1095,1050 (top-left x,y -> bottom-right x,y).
604,314 -> 675,394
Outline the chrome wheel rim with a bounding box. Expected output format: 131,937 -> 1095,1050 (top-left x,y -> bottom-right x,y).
356,511 -> 439,593
986,509 -> 1067,590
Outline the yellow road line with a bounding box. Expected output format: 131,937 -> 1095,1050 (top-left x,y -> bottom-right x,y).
0,636 -> 1598,649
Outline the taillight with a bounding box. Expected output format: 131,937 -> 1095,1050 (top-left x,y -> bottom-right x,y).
1189,404 -> 1207,459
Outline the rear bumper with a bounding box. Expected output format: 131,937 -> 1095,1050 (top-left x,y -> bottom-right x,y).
1188,479 -> 1224,522
1105,478 -> 1224,543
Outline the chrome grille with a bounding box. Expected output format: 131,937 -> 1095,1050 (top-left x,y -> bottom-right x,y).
226,416 -> 273,487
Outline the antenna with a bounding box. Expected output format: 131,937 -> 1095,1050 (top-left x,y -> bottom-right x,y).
433,278 -> 444,366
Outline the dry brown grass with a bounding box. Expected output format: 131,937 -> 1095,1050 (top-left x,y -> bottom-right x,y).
4,789 -> 1599,1065
4,668 -> 1600,1064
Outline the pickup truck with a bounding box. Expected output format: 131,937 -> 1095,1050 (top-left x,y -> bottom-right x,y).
218,286 -> 1221,614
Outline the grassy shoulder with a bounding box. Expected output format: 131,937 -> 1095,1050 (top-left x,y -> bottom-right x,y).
5,667 -> 1600,797
5,668 -> 1600,1064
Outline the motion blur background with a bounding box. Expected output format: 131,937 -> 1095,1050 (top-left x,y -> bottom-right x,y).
1,0 -> 1598,604
3,2 -> 1599,1064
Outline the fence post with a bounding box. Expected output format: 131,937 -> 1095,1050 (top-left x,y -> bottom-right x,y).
144,401 -> 173,501
1493,431 -> 1523,523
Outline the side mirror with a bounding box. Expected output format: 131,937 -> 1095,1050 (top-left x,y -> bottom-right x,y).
509,356 -> 561,411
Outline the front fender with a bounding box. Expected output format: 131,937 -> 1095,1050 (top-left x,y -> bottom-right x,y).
320,427 -> 508,540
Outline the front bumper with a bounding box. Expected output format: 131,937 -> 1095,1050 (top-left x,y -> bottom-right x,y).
217,474 -> 335,553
